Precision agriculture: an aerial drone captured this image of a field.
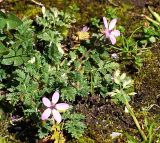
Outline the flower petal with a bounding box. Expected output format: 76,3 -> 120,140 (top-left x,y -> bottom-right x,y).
52,109 -> 62,124
110,132 -> 122,139
41,108 -> 51,120
52,91 -> 60,104
111,30 -> 120,37
42,97 -> 51,107
104,29 -> 110,38
55,103 -> 69,112
109,35 -> 116,45
82,26 -> 89,32
109,18 -> 117,30
103,17 -> 108,29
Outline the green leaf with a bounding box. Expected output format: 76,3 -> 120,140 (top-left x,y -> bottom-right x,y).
13,57 -> 24,66
69,51 -> 77,61
0,18 -> 6,29
61,87 -> 77,101
0,43 -> 9,56
78,46 -> 87,55
0,11 -> 6,18
64,112 -> 86,139
6,13 -> 22,30
0,11 -> 6,29
1,58 -> 13,65
1,48 -> 30,66
0,69 -> 6,81
1,49 -> 15,65
0,34 -> 6,40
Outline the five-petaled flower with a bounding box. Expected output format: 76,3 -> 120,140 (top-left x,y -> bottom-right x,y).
102,17 -> 120,45
41,91 -> 69,124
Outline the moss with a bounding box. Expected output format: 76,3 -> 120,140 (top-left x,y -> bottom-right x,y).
132,42 -> 160,141
1,0 -> 142,35
23,6 -> 41,18
68,136 -> 95,143
134,45 -> 160,107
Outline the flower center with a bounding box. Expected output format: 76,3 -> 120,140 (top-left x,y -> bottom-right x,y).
50,103 -> 56,110
104,29 -> 112,37
108,30 -> 112,34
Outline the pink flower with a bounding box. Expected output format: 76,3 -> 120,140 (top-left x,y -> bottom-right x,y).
102,17 -> 120,45
81,26 -> 89,32
41,91 -> 69,124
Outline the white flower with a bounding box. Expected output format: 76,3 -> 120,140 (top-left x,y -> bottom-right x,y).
110,132 -> 122,139
28,57 -> 35,64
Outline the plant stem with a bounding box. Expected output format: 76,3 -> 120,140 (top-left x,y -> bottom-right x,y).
129,26 -> 142,41
148,6 -> 160,23
123,94 -> 147,141
90,72 -> 94,96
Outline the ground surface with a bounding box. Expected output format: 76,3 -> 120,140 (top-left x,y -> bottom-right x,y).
0,0 -> 160,143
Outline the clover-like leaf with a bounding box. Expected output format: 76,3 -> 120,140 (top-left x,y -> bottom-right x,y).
1,48 -> 30,66
6,13 -> 22,30
0,43 -> 9,56
0,11 -> 7,29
